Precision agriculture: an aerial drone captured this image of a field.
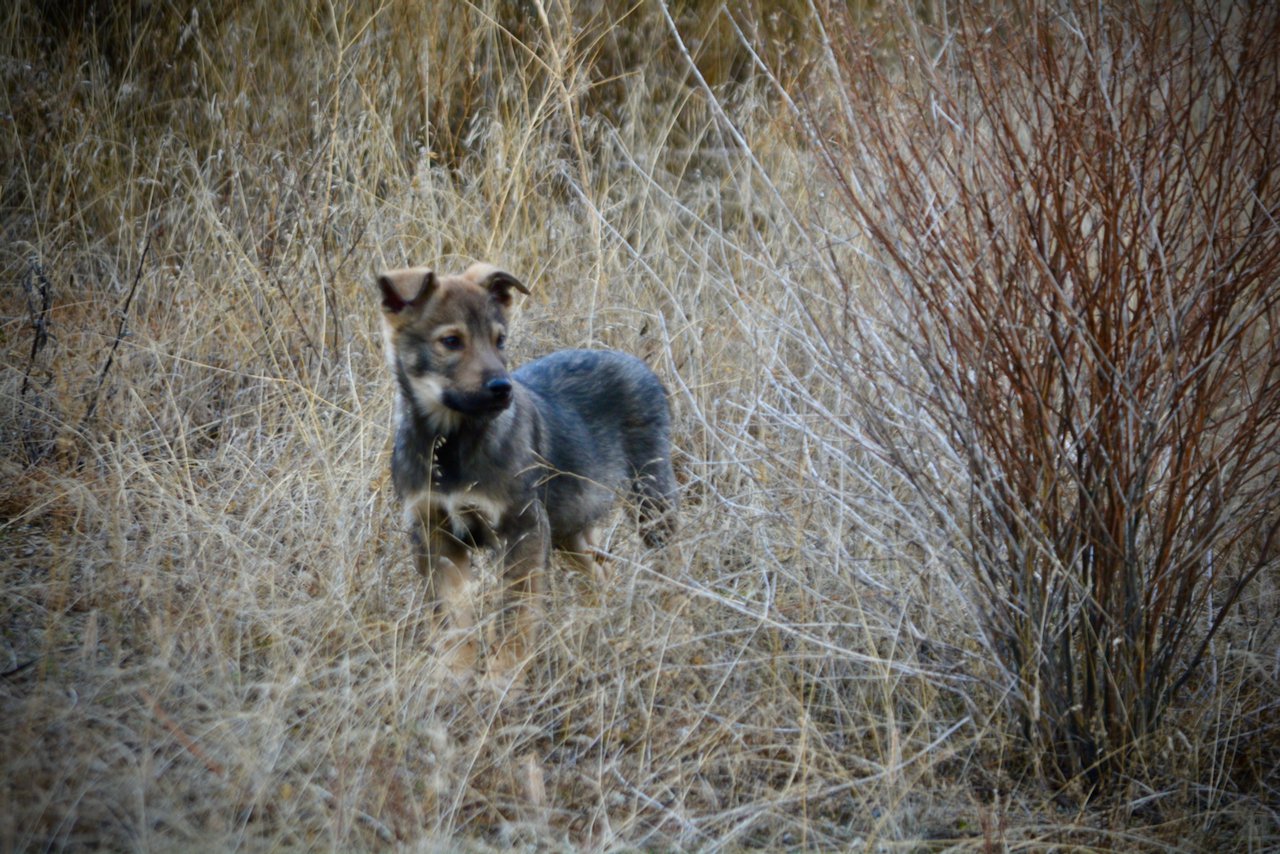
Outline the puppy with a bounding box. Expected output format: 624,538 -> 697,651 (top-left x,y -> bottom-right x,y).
378,263 -> 677,672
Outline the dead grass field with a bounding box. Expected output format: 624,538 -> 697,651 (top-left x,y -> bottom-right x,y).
2,1 -> 1277,850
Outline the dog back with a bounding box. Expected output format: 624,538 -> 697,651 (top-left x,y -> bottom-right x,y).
516,349 -> 676,543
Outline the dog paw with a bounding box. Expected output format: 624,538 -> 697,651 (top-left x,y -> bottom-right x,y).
484,636 -> 536,694
435,629 -> 479,677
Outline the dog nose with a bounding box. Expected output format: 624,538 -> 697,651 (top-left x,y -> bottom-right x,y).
486,377 -> 512,399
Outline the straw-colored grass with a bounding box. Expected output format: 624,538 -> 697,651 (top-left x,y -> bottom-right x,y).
2,1 -> 1275,850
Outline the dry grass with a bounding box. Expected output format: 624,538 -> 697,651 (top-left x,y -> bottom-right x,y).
1,0 -> 1276,850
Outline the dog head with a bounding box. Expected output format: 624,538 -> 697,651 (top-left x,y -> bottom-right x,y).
378,263 -> 530,432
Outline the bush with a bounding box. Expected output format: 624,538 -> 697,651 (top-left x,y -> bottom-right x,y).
800,0 -> 1280,790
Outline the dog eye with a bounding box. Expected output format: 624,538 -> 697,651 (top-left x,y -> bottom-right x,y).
440,335 -> 464,351
495,334 -> 506,350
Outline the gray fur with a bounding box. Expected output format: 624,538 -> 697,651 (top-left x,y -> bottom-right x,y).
379,263 -> 677,668
391,348 -> 677,547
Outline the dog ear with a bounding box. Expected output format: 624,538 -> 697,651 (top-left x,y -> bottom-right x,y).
466,263 -> 530,308
377,268 -> 437,313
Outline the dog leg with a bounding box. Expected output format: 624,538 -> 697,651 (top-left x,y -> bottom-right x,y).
432,553 -> 479,674
633,457 -> 678,549
412,512 -> 477,674
631,466 -> 680,584
563,528 -> 609,584
489,503 -> 550,680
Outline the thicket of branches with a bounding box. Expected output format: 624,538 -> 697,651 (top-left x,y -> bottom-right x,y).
802,0 -> 1280,789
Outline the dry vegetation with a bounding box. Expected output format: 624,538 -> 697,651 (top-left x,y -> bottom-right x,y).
2,0 -> 1277,850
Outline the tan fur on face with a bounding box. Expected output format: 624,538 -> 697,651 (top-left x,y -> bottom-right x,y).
377,265 -> 528,433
